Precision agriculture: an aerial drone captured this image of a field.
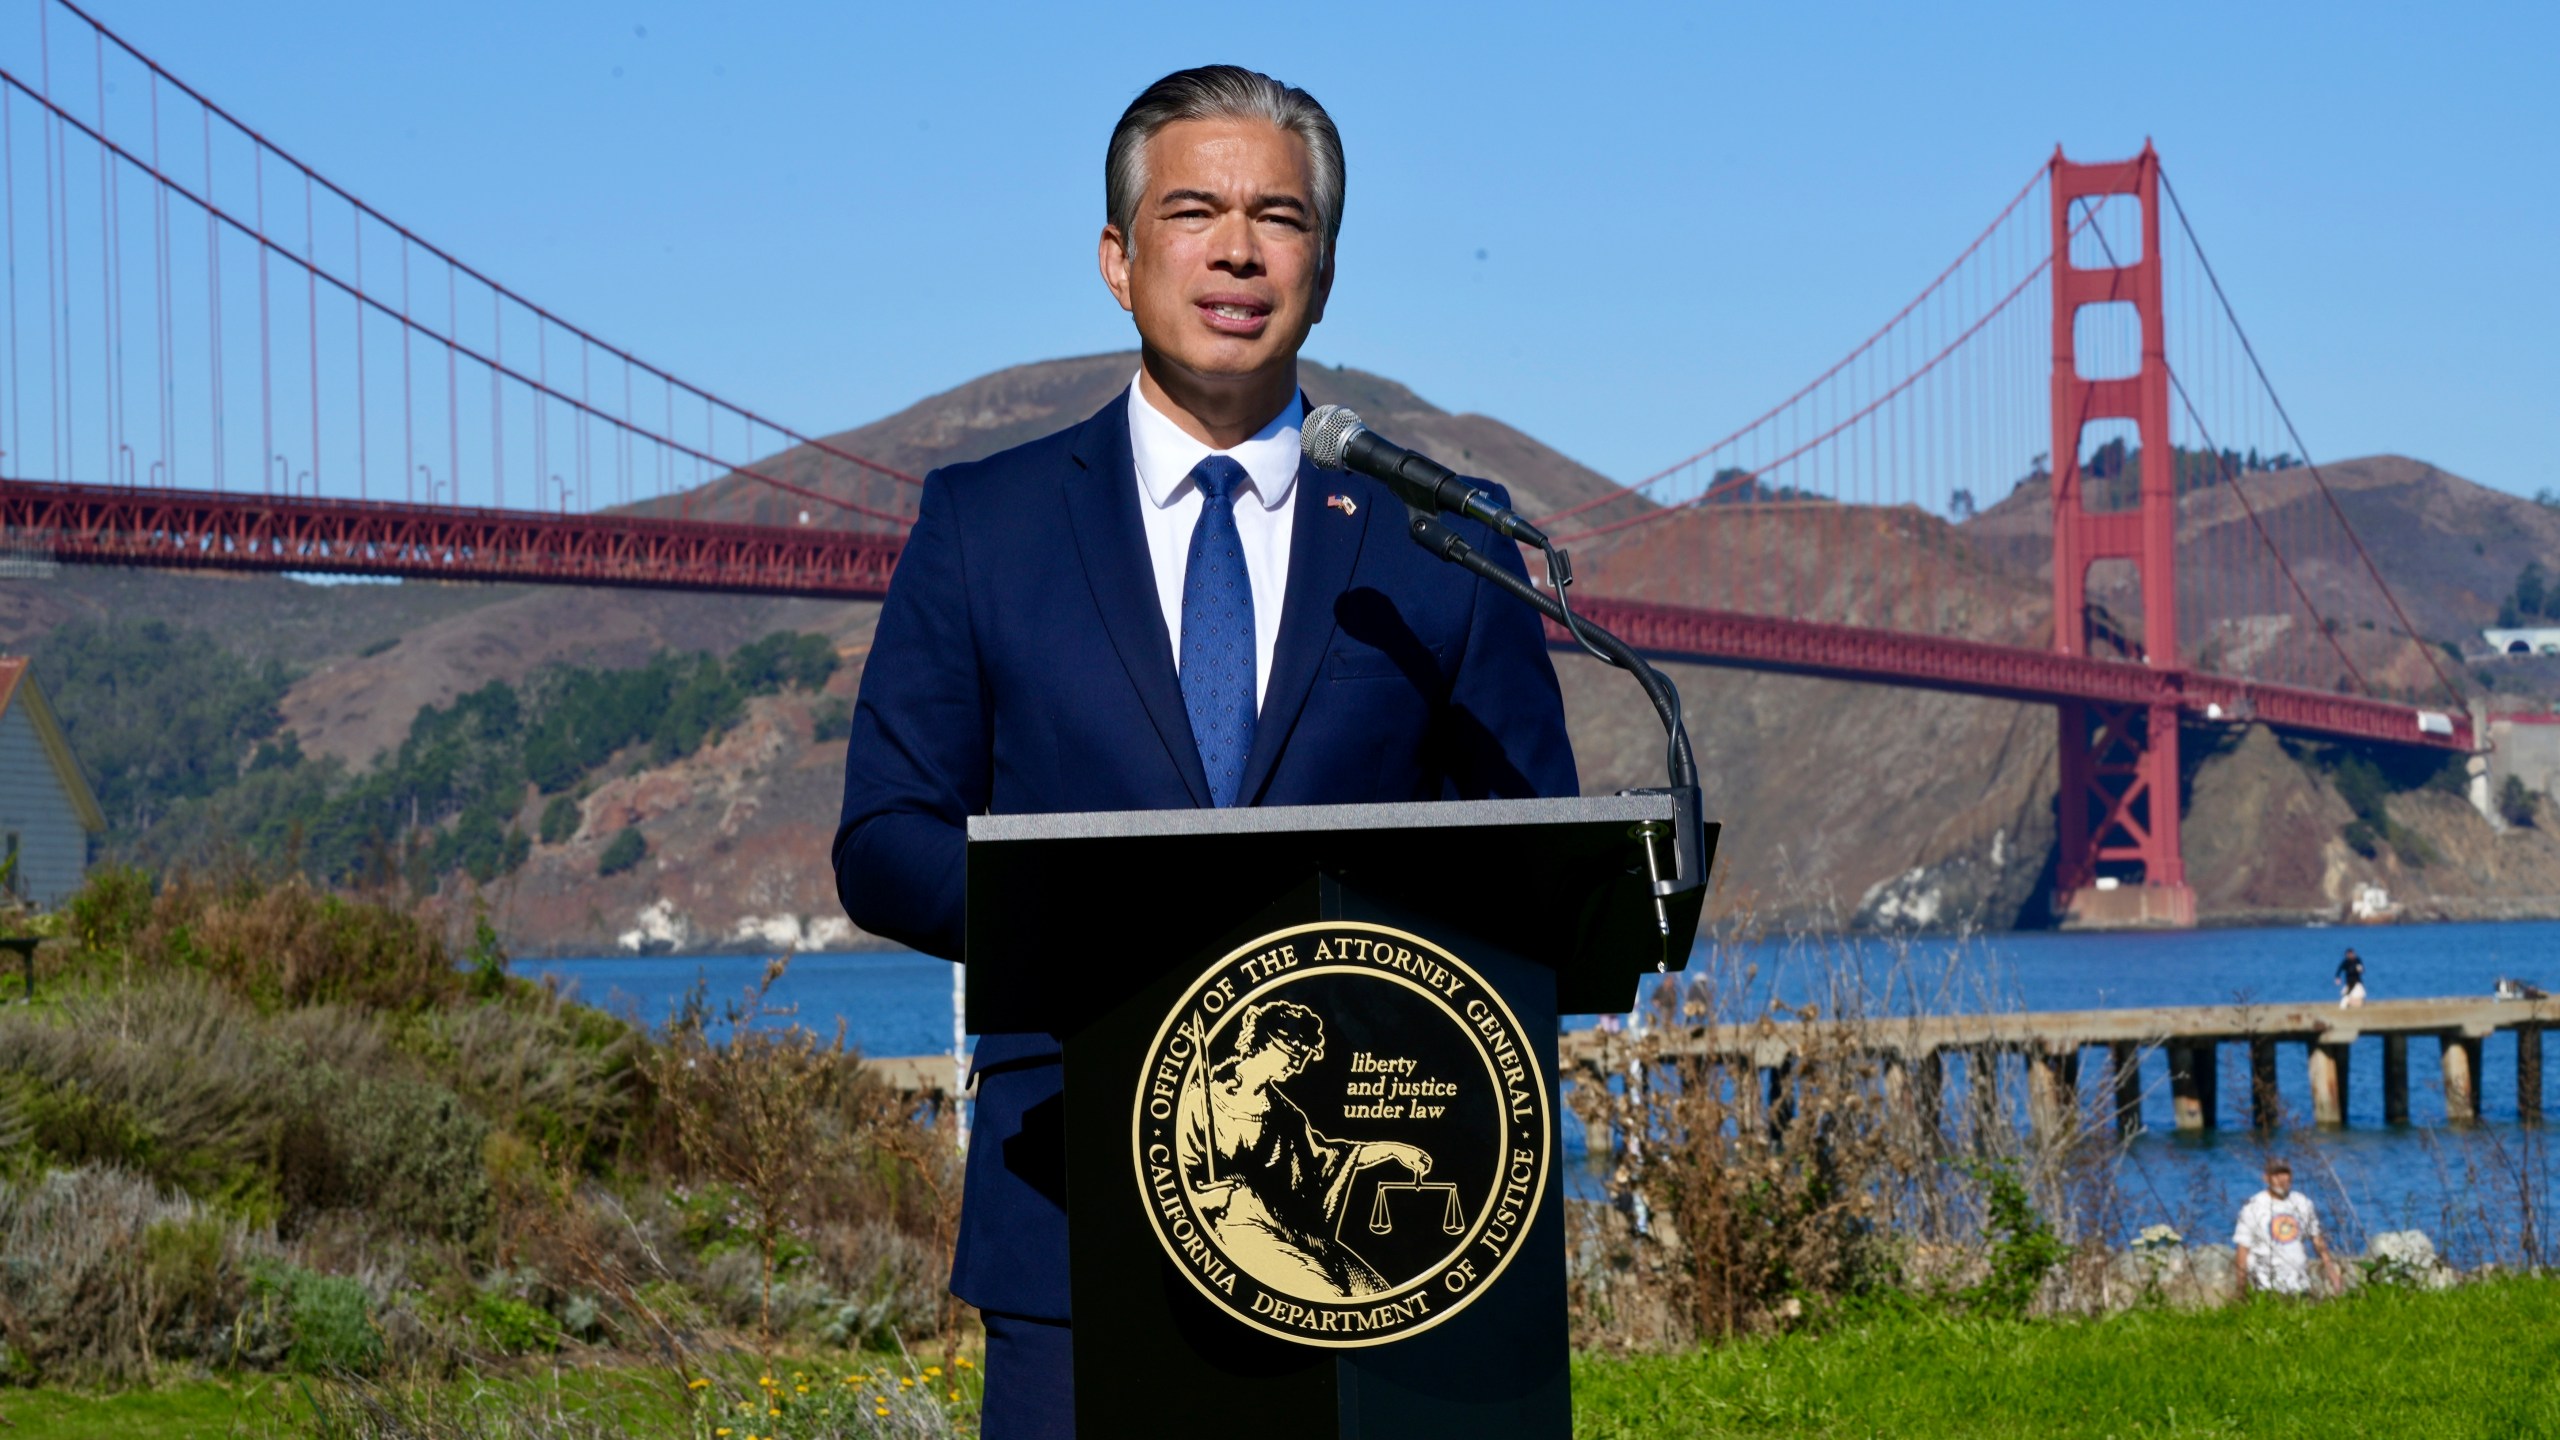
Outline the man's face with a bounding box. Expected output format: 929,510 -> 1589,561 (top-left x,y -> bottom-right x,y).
2267,1170 -> 2292,1199
1101,117 -> 1331,388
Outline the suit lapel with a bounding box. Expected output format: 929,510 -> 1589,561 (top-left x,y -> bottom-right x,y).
1062,402 -> 1213,807
1237,456 -> 1371,804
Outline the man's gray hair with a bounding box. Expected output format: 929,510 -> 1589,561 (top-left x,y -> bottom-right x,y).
1105,66 -> 1345,264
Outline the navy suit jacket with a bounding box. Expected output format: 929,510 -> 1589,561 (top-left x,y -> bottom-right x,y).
833,394 -> 1575,1320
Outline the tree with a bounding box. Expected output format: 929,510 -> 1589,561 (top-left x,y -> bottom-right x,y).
2501,776 -> 2541,828
597,827 -> 646,877
2516,562 -> 2549,621
641,962 -> 865,1339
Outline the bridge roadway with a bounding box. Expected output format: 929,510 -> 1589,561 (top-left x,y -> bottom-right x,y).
0,477 -> 2472,753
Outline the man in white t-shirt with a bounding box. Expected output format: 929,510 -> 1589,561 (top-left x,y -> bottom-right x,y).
2234,1158 -> 2340,1297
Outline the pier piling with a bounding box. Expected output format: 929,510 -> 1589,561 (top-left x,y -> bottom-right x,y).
2383,1034 -> 2410,1125
2028,1044 -> 2080,1139
2110,1040 -> 2143,1135
2249,1038 -> 2281,1131
2442,1035 -> 2482,1122
2169,1042 -> 2218,1132
2521,1027 -> 2544,1125
2309,1042 -> 2349,1127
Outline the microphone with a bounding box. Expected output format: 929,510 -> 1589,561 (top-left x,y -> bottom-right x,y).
1302,405 -> 1551,549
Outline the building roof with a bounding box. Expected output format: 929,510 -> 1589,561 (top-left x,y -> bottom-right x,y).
0,658 -> 105,834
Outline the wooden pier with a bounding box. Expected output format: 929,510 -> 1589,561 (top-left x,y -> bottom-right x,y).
1555,995 -> 2557,1134
872,996 -> 2553,1134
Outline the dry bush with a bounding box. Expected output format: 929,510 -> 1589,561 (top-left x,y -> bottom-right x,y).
391,985 -> 644,1174
635,962 -> 962,1348
0,974 -> 491,1241
134,870 -> 458,1012
0,1164 -> 278,1380
1564,917 -> 2120,1349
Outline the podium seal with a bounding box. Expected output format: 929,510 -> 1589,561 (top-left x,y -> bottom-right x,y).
1130,920 -> 1552,1347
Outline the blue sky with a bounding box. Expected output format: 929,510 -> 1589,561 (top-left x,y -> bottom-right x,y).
83,0 -> 2559,498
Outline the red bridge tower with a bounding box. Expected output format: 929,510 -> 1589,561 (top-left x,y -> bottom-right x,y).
2049,145 -> 2196,927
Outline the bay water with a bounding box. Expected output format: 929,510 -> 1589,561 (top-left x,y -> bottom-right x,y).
515,918 -> 2560,1257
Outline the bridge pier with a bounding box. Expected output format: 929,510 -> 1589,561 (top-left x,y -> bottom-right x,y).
2309,1042 -> 2350,1127
2441,1035 -> 2482,1122
2169,1041 -> 2218,1131
2383,1034 -> 2411,1124
2110,1041 -> 2143,1135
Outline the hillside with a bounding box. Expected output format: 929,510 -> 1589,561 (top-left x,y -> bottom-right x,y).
1964,454 -> 2534,693
619,351 -> 1660,536
12,359 -> 2560,949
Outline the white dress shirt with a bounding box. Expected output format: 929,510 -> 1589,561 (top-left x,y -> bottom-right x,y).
1126,377 -> 1300,710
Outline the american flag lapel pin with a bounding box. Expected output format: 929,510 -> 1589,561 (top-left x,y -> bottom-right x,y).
1327,493 -> 1358,516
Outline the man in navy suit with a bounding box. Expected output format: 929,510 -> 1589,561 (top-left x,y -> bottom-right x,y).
835,65 -> 1574,1438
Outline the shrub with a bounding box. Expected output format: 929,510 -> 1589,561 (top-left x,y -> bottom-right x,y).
2500,776 -> 2541,828
137,873 -> 458,1011
538,793 -> 582,845
811,695 -> 854,742
0,976 -> 490,1240
1958,1160 -> 2070,1318
597,828 -> 646,878
67,864 -> 153,952
468,1292 -> 562,1354
251,1261 -> 383,1374
0,1165 -> 273,1381
727,630 -> 839,694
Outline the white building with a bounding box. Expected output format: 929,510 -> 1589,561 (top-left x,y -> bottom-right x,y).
0,658 -> 104,906
2483,627 -> 2560,657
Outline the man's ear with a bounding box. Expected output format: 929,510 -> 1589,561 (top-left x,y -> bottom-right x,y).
1308,253 -> 1334,327
1099,225 -> 1136,314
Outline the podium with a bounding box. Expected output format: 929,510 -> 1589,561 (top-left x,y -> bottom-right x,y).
965,794 -> 1712,1439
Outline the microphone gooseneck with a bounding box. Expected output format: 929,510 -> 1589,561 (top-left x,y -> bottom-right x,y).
1304,406 -> 1709,955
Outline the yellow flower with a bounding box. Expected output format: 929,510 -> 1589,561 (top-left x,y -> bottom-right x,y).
925,1365 -> 943,1378
758,1374 -> 776,1387
899,1377 -> 915,1389
714,1431 -> 730,1438
955,1356 -> 974,1369
766,1406 -> 781,1417
949,1389 -> 963,1402
689,1378 -> 712,1391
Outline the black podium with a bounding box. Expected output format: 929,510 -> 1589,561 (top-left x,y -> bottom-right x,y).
965,794 -> 1712,1439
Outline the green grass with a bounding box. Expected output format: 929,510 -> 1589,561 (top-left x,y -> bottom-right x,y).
0,1377 -> 277,1439
15,1284 -> 2559,1438
1572,1275 -> 2560,1438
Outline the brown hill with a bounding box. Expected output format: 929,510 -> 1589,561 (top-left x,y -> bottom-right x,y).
621,352 -> 1657,534
1965,455 -> 2534,693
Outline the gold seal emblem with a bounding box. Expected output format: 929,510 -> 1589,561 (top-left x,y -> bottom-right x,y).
1130,921 -> 1551,1347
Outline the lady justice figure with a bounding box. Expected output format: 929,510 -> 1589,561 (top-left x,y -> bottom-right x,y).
1176,1000 -> 1433,1299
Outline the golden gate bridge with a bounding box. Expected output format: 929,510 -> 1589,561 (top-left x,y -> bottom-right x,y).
0,0 -> 2474,926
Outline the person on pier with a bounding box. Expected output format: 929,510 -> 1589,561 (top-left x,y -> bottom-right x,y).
2335,947 -> 2367,1009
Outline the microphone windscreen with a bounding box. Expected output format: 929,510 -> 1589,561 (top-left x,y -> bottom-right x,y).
1301,405 -> 1366,471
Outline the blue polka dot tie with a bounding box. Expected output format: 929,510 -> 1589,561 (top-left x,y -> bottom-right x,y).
1180,455 -> 1257,808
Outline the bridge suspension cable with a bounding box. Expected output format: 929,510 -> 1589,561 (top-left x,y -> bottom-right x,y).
0,0 -> 917,531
